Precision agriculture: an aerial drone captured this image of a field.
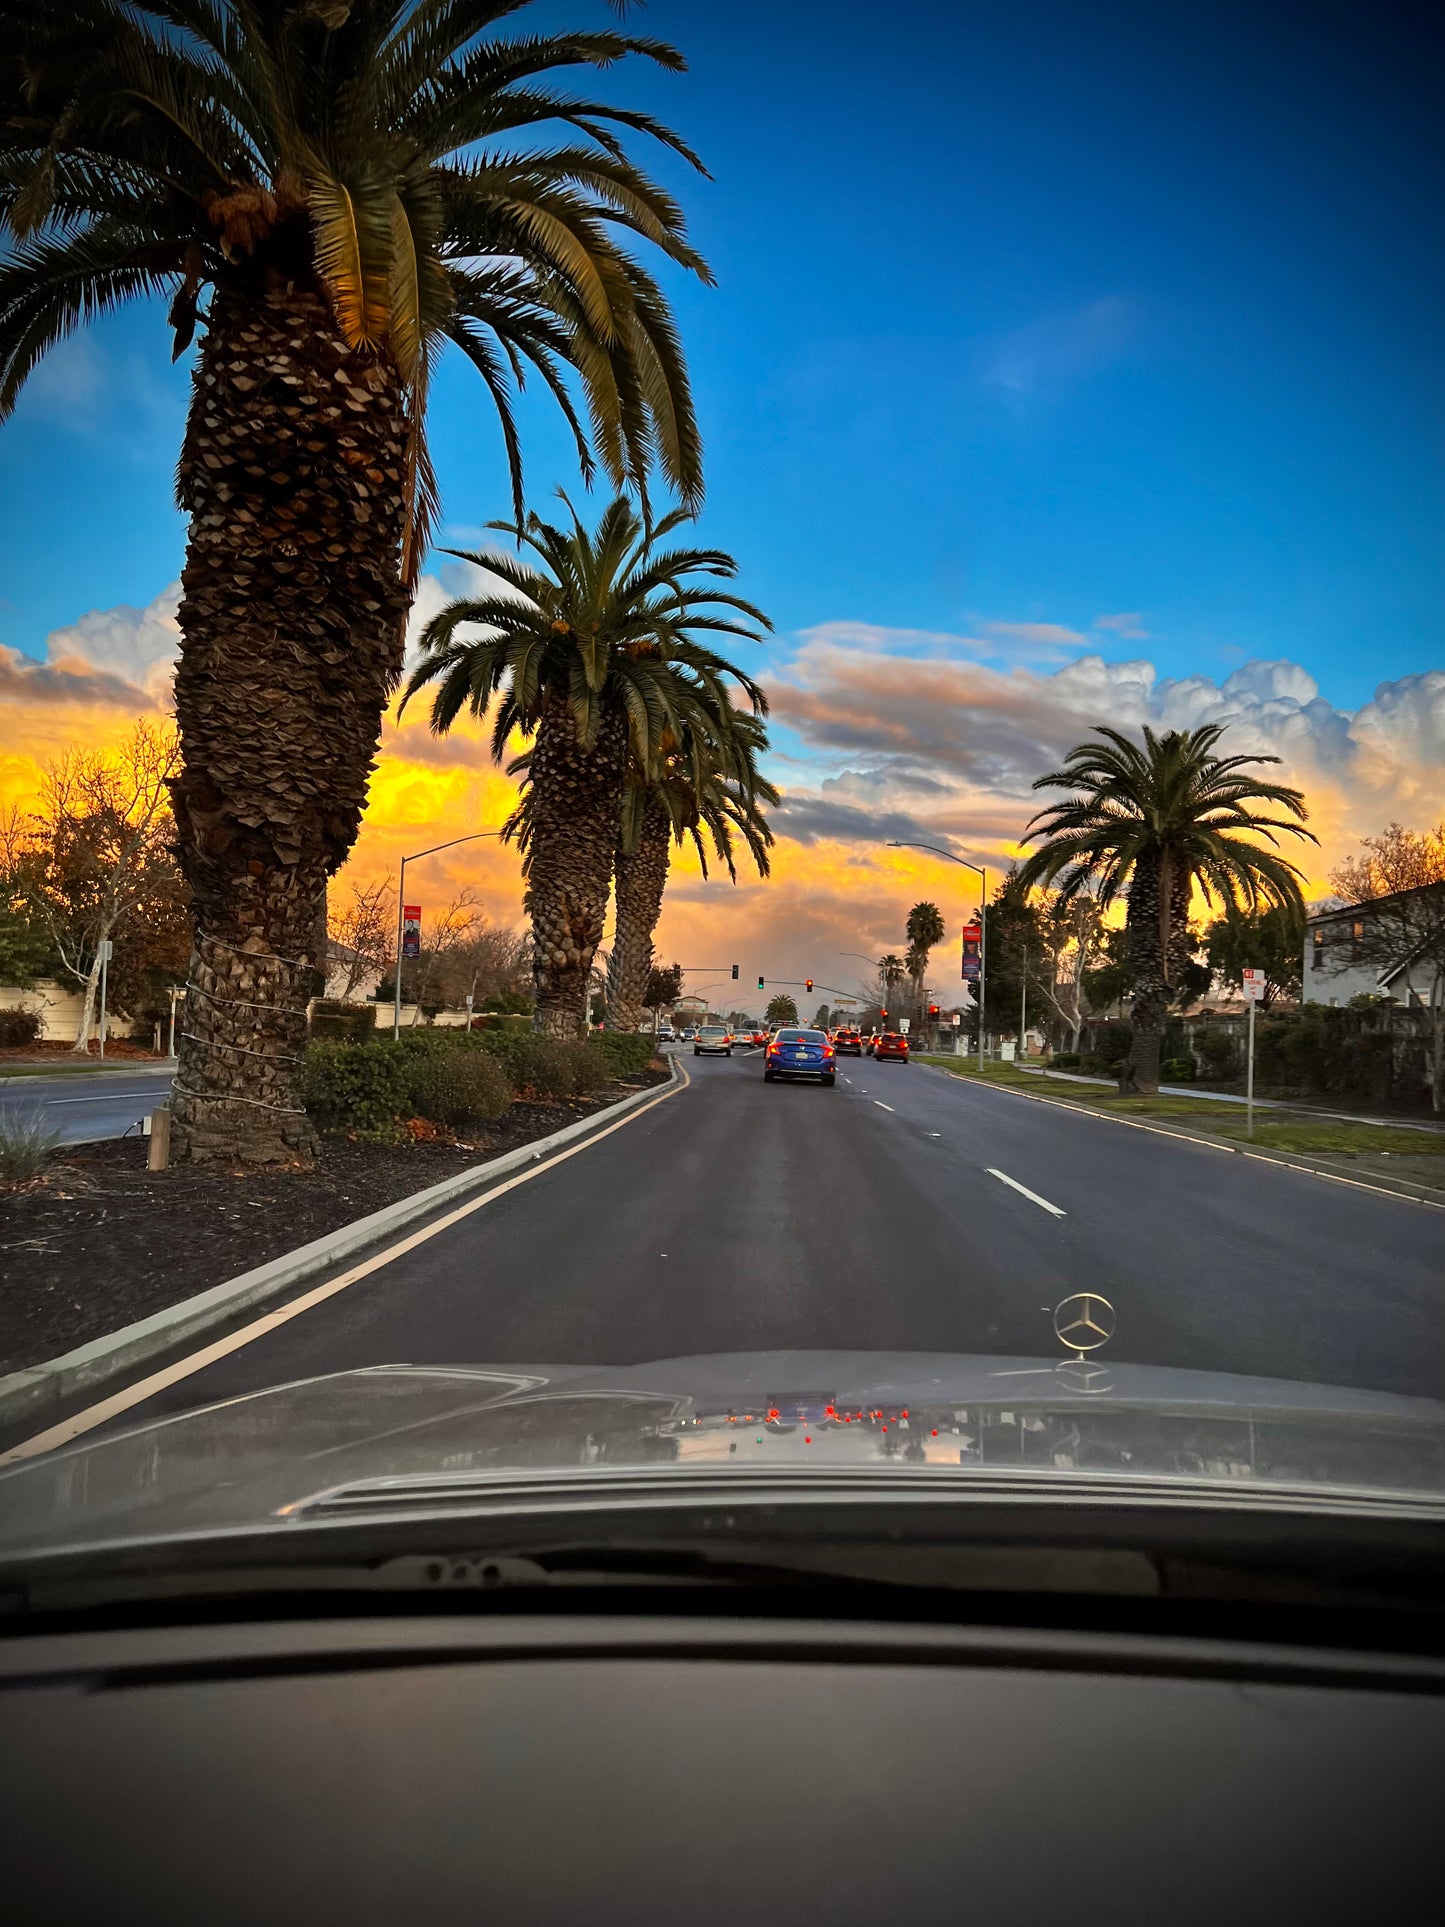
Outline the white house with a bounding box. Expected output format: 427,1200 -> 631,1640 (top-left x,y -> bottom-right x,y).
1303,889 -> 1435,1007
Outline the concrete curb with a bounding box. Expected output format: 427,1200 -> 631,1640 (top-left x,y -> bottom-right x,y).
0,1058 -> 681,1430
918,1062 -> 1445,1210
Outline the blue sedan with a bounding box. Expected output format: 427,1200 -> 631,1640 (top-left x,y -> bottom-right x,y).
763,1027 -> 837,1087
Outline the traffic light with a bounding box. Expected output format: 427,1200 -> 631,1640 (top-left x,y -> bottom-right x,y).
757,976 -> 765,990
805,979 -> 813,993
731,964 -> 739,979
928,1004 -> 940,1017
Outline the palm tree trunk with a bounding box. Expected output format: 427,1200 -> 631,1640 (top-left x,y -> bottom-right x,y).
168,281 -> 410,1165
1119,851 -> 1166,1094
525,702 -> 628,1037
606,797 -> 671,1033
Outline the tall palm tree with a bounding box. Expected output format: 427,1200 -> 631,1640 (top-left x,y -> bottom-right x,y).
605,707 -> 778,1034
904,899 -> 945,1025
404,496 -> 768,1034
1016,724 -> 1314,1093
1,2 -> 709,1162
878,953 -> 906,1022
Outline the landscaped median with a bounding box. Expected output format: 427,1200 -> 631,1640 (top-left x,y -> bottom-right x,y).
914,1055 -> 1445,1204
0,1029 -> 668,1421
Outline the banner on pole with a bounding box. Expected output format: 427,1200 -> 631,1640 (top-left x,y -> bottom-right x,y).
961,922 -> 981,981
402,904 -> 422,960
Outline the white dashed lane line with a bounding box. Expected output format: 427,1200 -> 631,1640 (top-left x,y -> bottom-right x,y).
986,1168 -> 1067,1217
873,1101 -> 895,1112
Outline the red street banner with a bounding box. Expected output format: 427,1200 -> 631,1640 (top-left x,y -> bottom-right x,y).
402,904 -> 422,960
961,922 -> 981,981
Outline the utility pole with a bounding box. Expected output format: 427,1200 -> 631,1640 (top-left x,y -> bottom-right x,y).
96,937 -> 112,1060
887,843 -> 988,1073
392,832 -> 502,1039
1020,944 -> 1027,1059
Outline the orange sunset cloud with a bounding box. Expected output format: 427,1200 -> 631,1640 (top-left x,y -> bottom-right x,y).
3,588 -> 1442,997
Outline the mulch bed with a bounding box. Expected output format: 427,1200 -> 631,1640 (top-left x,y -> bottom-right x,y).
0,1067 -> 669,1377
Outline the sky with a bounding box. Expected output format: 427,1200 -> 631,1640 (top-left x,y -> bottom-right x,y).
2,0 -> 1442,1004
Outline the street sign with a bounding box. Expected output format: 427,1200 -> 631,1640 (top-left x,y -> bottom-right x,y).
97,938 -> 113,963
899,1018 -> 911,1033
1241,968 -> 1267,1003
402,904 -> 421,960
951,1011 -> 962,1026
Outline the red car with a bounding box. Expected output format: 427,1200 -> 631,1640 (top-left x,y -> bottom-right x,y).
873,1031 -> 910,1062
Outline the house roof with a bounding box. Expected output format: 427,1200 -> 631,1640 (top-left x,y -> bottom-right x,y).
1306,880 -> 1442,928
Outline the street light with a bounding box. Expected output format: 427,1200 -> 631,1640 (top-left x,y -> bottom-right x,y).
392,832 -> 503,1038
887,841 -> 989,1072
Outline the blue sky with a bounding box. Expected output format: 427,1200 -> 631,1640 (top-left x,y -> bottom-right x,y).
2,0 -> 1441,714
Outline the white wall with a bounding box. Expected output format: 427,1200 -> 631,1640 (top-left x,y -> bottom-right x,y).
0,979 -> 88,1043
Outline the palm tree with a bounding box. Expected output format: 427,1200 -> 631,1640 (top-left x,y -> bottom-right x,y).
605,707 -> 778,1035
1016,724 -> 1314,1093
878,953 -> 906,1023
404,496 -> 768,1034
904,900 -> 945,1026
1,2 -> 709,1162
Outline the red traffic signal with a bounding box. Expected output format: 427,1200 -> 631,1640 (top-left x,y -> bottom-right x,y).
805,978 -> 813,993
928,1004 -> 940,1016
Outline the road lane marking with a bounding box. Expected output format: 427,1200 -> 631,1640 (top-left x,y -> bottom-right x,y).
986,1167 -> 1067,1217
919,1063 -> 1441,1211
3,1059 -> 692,1463
36,1090 -> 167,1105
873,1101 -> 895,1112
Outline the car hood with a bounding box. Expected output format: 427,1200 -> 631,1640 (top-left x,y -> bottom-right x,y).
3,1352 -> 1444,1557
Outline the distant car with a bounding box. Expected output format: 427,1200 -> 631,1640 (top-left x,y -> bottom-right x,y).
751,1029 -> 767,1047
763,1027 -> 836,1087
873,1031 -> 909,1062
694,1024 -> 733,1056
658,1025 -> 676,1043
832,1028 -> 863,1056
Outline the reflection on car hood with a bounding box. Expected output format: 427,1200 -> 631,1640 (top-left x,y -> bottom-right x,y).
3,1352 -> 1445,1555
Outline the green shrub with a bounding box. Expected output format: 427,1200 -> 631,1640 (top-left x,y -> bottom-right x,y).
302,1039 -> 413,1131
508,1036 -> 589,1100
1049,1051 -> 1081,1070
1096,1026 -> 1132,1067
0,1007 -> 43,1048
588,1031 -> 655,1080
410,1050 -> 511,1128
1078,1053 -> 1107,1074
1161,1056 -> 1197,1082
309,1000 -> 378,1043
1195,1028 -> 1237,1076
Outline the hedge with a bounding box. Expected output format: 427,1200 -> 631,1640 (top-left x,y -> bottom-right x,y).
410,1050 -> 511,1128
301,1026 -> 655,1132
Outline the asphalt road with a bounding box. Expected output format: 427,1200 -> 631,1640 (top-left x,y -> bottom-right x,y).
82,1041 -> 1445,1428
0,1067 -> 174,1146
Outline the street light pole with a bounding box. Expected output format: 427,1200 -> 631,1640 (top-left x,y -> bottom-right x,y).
887,842 -> 989,1073
392,833 -> 502,1039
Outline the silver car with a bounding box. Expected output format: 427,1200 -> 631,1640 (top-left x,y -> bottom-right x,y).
694,1024 -> 733,1056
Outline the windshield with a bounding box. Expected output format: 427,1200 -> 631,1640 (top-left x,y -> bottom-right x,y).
1,0 -> 1442,1571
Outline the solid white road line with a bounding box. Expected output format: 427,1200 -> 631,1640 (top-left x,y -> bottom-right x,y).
986,1167 -> 1067,1217
38,1089 -> 167,1105
3,1060 -> 691,1463
873,1101 -> 895,1112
